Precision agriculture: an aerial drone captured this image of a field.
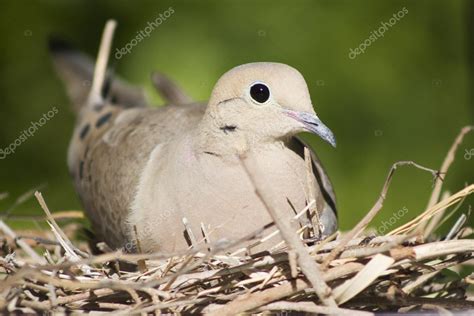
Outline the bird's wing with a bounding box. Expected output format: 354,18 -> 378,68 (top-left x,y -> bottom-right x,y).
49,38 -> 206,249
289,136 -> 338,235
69,104 -> 205,249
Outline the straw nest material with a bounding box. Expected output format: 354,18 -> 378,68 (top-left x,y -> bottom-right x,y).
0,128 -> 473,315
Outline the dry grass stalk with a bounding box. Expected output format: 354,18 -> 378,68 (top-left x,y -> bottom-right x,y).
321,161 -> 439,270
424,126 -> 473,212
239,156 -> 337,308
88,19 -> 116,106
389,184 -> 474,236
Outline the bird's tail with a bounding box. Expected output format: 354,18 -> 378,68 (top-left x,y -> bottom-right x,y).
49,20 -> 148,115
49,19 -> 193,115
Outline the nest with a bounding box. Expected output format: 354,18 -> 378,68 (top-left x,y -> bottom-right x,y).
1,129 -> 473,315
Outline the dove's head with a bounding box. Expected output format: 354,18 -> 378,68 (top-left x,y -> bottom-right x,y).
206,62 -> 336,147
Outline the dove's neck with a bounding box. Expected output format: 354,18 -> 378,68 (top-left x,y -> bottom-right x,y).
195,111 -> 283,157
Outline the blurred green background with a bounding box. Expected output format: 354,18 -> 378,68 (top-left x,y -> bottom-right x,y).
0,0 -> 472,235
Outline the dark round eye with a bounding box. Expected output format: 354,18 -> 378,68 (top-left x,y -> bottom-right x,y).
250,83 -> 270,103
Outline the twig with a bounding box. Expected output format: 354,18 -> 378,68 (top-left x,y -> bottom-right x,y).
424,126 -> 473,212
258,265 -> 279,290
418,126 -> 473,234
200,222 -> 211,249
162,255 -> 194,291
304,147 -> 321,236
288,250 -> 298,278
182,217 -> 197,248
20,288 -> 115,309
445,213 -> 467,240
88,19 -> 117,106
388,184 -> 474,235
256,301 -> 373,315
432,197 -> 468,235
133,225 -> 147,272
230,200 -> 315,256
347,296 -> 474,310
34,192 -> 86,260
238,157 -> 336,307
321,161 -> 438,269
206,262 -> 362,315
115,298 -> 206,315
0,220 -> 46,264
423,191 -> 451,238
412,239 -> 474,261
402,270 -> 440,294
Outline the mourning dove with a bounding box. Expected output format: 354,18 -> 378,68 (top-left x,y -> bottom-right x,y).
50,29 -> 337,253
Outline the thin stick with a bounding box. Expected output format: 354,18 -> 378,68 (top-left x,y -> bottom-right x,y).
35,192 -> 85,260
182,217 -> 197,248
0,220 -> 46,264
239,157 -> 336,307
133,225 -> 147,272
304,147 -> 321,236
321,161 -> 438,270
257,301 -> 373,316
200,222 -> 212,252
431,196 -> 468,234
88,20 -> 117,106
419,125 -> 473,232
18,288 -> 115,309
388,184 -> 474,236
347,296 -> 474,310
402,270 -> 440,294
288,250 -> 298,278
425,126 -> 473,211
445,213 -> 467,240
423,191 -> 451,238
412,239 -> 474,261
207,262 -> 362,316
230,200 -> 315,256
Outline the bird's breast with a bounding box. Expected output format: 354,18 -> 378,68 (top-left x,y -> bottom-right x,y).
130,141 -> 312,253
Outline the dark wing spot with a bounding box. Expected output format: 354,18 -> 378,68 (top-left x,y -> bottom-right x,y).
101,76 -> 112,99
79,160 -> 84,180
79,124 -> 90,140
203,151 -> 221,157
219,125 -> 237,134
96,112 -> 113,128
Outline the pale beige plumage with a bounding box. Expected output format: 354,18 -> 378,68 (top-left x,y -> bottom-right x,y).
50,37 -> 337,253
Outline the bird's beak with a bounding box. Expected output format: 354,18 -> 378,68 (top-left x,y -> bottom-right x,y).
284,110 -> 336,147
